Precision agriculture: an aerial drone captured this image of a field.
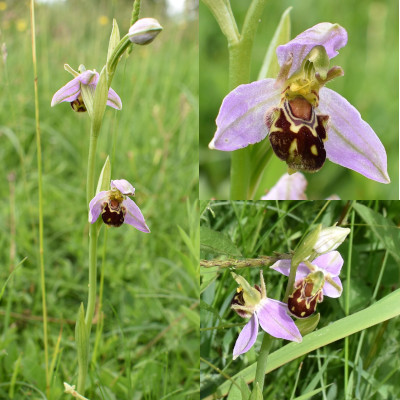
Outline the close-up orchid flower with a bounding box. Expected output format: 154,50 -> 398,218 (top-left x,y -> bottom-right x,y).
209,23 -> 389,185
89,179 -> 150,232
261,172 -> 340,200
51,65 -> 122,112
231,271 -> 302,359
271,251 -> 344,318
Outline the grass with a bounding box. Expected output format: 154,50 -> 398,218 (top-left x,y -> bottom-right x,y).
200,200 -> 400,399
199,0 -> 399,199
0,1 -> 199,398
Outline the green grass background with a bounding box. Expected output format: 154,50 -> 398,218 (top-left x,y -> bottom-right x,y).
200,200 -> 400,399
0,0 -> 199,398
200,0 -> 399,200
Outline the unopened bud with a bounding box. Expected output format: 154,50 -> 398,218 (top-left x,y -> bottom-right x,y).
128,18 -> 162,45
313,225 -> 350,254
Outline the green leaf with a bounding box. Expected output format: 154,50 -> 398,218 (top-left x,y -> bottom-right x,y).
293,385 -> 332,400
200,299 -> 222,323
226,378 -> 251,400
92,66 -> 109,136
200,226 -> 242,257
200,268 -> 218,293
212,288 -> 400,397
95,155 -> 111,195
179,305 -> 200,327
249,382 -> 263,400
292,224 -> 321,266
258,7 -> 292,80
0,258 -> 26,302
75,304 -> 89,374
200,200 -> 211,217
353,202 -> 400,263
107,19 -> 120,64
295,313 -> 320,336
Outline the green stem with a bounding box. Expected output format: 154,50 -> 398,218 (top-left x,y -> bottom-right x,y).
249,146 -> 274,199
77,125 -> 100,394
228,0 -> 268,199
30,0 -> 49,397
85,224 -> 98,331
228,43 -> 252,199
283,260 -> 299,303
344,210 -> 355,398
86,134 -> 98,204
91,228 -> 108,364
254,333 -> 273,392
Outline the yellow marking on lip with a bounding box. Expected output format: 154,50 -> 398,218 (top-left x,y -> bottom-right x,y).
310,144 -> 318,156
289,139 -> 298,155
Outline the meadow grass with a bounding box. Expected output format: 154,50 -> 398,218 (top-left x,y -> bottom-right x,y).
199,0 -> 399,199
0,1 -> 199,398
200,200 -> 400,399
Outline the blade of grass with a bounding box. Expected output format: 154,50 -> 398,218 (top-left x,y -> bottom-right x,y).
30,0 -> 49,396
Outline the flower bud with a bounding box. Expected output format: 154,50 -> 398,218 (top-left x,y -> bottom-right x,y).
128,18 -> 162,45
313,225 -> 350,254
292,224 -> 321,266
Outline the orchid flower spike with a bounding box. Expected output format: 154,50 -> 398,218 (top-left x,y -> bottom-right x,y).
231,271 -> 301,359
209,23 -> 390,184
271,251 -> 344,318
89,179 -> 150,232
51,65 -> 122,112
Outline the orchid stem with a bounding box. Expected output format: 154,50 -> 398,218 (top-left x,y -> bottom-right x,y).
254,333 -> 273,393
77,124 -> 100,394
283,260 -> 300,303
228,0 -> 268,199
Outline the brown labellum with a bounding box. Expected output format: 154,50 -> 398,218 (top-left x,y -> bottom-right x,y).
288,279 -> 324,319
266,96 -> 329,172
70,95 -> 87,112
101,201 -> 125,227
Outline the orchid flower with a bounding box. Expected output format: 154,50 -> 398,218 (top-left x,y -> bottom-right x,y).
231,271 -> 301,359
261,172 -> 308,200
209,23 -> 390,184
271,251 -> 344,318
89,179 -> 150,232
261,172 -> 340,199
51,66 -> 122,112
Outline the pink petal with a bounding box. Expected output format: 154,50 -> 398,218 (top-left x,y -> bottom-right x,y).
123,197 -> 150,233
111,179 -> 135,195
209,79 -> 281,151
318,88 -> 390,183
232,314 -> 259,360
313,251 -> 343,276
261,173 -> 308,200
107,87 -> 122,110
276,23 -> 348,77
51,76 -> 81,106
77,70 -> 98,85
323,276 -> 342,298
88,191 -> 109,223
257,299 -> 302,342
270,260 -> 309,280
